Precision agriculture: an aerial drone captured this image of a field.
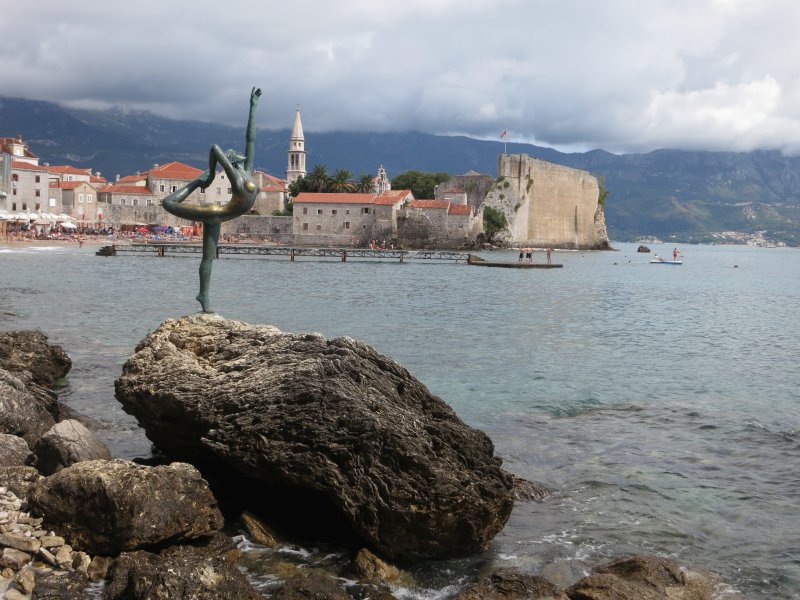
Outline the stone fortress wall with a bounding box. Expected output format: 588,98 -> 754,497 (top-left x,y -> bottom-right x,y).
484,154 -> 610,249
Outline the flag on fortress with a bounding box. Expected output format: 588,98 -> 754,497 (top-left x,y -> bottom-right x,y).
500,129 -> 507,138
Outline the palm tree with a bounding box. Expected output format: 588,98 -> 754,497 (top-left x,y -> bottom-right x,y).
329,169 -> 355,193
307,165 -> 330,192
355,173 -> 375,193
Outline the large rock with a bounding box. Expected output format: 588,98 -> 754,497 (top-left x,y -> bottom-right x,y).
453,567 -> 566,599
0,331 -> 71,387
0,369 -> 58,446
33,419 -> 112,475
565,555 -> 718,600
26,459 -> 223,555
0,434 -> 33,467
115,314 -> 514,560
0,466 -> 43,497
103,533 -> 261,600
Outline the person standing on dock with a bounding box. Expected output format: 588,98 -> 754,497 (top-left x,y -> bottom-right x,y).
518,247 -> 524,262
546,247 -> 552,264
161,86 -> 262,313
525,247 -> 532,263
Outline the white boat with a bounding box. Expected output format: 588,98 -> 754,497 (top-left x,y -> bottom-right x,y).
650,255 -> 682,265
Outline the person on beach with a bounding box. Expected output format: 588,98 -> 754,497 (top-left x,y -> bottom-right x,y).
161,87 -> 261,313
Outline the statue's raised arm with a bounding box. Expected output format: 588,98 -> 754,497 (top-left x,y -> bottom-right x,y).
245,87 -> 261,174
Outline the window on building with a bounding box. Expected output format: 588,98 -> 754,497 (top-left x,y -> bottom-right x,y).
67,176 -> 73,181
78,194 -> 84,203
200,188 -> 205,194
49,198 -> 56,207
35,175 -> 40,183
132,198 -> 138,206
171,185 -> 177,193
216,187 -> 221,194
120,198 -> 126,205
302,223 -> 309,230
35,189 -> 40,197
302,207 -> 308,215
87,195 -> 93,203
12,189 -> 16,195
317,209 -> 322,215
344,222 -> 350,229
35,203 -> 40,211
362,224 -> 366,229
363,207 -> 370,214
227,188 -> 232,194
331,209 -> 337,215
316,224 -> 321,230
22,203 -> 27,210
146,198 -> 153,206
160,185 -> 165,192
11,203 -> 16,211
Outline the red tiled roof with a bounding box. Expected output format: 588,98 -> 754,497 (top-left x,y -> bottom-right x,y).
148,161 -> 203,180
98,184 -> 154,195
90,175 -> 107,183
0,138 -> 37,159
46,165 -> 92,176
11,160 -> 48,171
49,181 -> 89,190
294,193 -> 378,205
408,199 -> 449,209
373,189 -> 412,205
117,174 -> 147,183
448,204 -> 473,216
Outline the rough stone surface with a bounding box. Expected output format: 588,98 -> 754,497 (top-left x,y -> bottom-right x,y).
33,419 -> 112,475
565,555 -> 718,600
104,535 -> 261,600
0,434 -> 33,467
0,330 -> 71,387
26,459 -> 223,555
115,314 -> 514,560
510,474 -> 550,503
29,569 -> 88,599
240,510 -> 280,548
0,466 -> 44,498
453,567 -> 566,599
273,572 -> 351,600
349,548 -> 407,586
0,547 -> 31,570
0,369 -> 58,446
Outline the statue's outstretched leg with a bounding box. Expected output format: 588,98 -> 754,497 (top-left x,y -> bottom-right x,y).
197,222 -> 221,313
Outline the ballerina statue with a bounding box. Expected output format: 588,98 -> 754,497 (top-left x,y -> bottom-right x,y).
162,87 -> 261,313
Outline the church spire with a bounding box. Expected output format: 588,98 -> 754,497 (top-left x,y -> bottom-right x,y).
286,105 -> 306,184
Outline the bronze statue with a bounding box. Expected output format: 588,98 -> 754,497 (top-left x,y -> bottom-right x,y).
162,87 -> 262,312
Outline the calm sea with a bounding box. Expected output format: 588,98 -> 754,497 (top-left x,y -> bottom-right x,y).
1,242 -> 798,599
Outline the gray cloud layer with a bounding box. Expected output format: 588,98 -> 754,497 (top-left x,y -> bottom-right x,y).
2,0 -> 798,153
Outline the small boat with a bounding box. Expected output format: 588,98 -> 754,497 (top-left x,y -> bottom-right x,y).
467,254 -> 563,269
650,257 -> 682,265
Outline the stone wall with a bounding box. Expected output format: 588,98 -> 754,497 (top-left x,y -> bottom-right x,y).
435,174 -> 494,208
395,209 -> 481,249
223,215 -> 293,243
483,154 -> 609,249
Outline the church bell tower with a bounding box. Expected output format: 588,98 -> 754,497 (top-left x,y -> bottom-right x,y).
286,106 -> 307,185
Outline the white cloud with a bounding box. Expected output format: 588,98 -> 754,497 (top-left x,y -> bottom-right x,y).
2,0 -> 800,153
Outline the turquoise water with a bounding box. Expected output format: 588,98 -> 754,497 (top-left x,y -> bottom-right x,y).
1,242 -> 799,598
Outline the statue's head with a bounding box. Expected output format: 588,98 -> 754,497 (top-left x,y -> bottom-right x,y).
226,149 -> 246,165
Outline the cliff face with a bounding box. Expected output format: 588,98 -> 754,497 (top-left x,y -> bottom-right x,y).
483,154 -> 610,249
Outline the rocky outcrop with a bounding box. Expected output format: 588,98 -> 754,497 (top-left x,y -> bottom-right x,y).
103,533 -> 261,600
453,567 -> 565,599
26,459 -> 223,555
0,369 -> 58,446
0,434 -> 33,467
0,466 -> 42,498
33,419 -> 112,475
115,313 -> 515,560
0,330 -> 71,387
638,244 -> 651,253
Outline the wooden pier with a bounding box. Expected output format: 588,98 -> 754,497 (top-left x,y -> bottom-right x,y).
96,242 -> 471,263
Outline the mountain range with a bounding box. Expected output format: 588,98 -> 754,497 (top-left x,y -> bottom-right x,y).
2,95 -> 799,244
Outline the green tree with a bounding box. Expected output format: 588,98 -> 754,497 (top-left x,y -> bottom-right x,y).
597,175 -> 608,206
355,173 -> 375,193
329,169 -> 355,193
307,164 -> 330,192
272,201 -> 294,216
483,206 -> 508,241
391,170 -> 450,199
287,175 -> 311,197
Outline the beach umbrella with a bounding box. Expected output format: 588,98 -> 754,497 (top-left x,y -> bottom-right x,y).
60,222 -> 78,229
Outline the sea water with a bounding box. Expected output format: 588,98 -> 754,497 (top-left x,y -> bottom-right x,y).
1,242 -> 798,598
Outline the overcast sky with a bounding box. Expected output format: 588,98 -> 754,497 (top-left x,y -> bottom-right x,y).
3,0 -> 799,154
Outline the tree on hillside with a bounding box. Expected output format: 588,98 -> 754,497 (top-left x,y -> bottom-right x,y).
391,170 -> 450,200
483,206 -> 508,242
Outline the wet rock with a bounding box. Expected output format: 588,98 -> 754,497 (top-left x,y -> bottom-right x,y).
30,568 -> 88,599
33,419 -> 112,475
273,572 -> 351,600
453,567 -> 565,599
26,459 -> 223,555
637,245 -> 651,253
509,474 -> 550,502
116,314 -> 514,559
87,555 -> 114,581
0,434 -> 33,467
0,466 -> 44,498
349,548 -> 408,586
0,330 -> 71,387
565,555 -> 718,600
0,369 -> 58,446
240,510 -> 280,548
104,536 -> 260,600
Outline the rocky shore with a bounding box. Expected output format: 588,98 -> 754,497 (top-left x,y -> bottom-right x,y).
0,324 -> 736,599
